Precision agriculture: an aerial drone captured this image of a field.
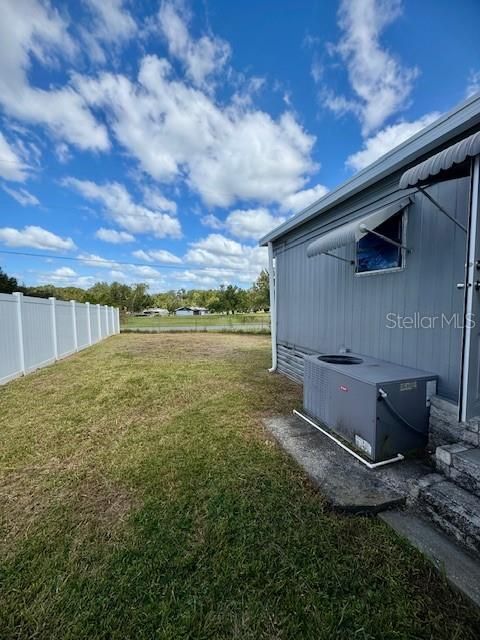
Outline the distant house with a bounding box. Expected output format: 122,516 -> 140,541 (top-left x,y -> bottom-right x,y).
175,306 -> 208,316
142,308 -> 169,316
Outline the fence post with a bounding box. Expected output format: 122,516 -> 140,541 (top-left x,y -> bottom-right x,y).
97,304 -> 102,339
86,302 -> 92,345
105,305 -> 110,336
117,307 -> 120,334
13,292 -> 26,375
71,300 -> 78,352
49,297 -> 58,360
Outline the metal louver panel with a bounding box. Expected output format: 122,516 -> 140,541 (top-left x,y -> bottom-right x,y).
400,130 -> 480,189
306,198 -> 410,258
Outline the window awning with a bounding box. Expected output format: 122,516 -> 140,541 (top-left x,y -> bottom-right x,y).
399,130 -> 480,189
306,198 -> 411,259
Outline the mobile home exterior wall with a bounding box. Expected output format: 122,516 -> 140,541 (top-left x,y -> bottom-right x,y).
273,171 -> 469,402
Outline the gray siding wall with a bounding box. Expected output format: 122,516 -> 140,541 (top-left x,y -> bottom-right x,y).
274,175 -> 470,401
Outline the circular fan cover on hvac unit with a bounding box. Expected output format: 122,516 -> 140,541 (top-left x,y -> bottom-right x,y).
317,355 -> 363,365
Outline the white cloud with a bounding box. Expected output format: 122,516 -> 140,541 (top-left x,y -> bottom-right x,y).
132,248 -> 182,264
52,266 -> 76,278
130,265 -> 161,279
75,53 -> 316,207
322,92 -> 358,119
158,0 -> 230,89
109,269 -> 128,281
85,0 -> 136,43
0,225 -> 75,250
0,0 -> 109,150
64,178 -> 181,239
311,57 -> 323,84
0,132 -> 29,181
95,227 -> 135,244
55,142 -> 72,164
173,269 -> 219,287
281,184 -> 329,214
80,0 -> 136,64
132,249 -> 153,263
326,0 -> 419,134
224,208 -> 285,241
466,70 -> 480,98
149,249 -> 181,264
78,252 -> 120,269
346,112 -> 440,171
191,233 -> 244,257
142,186 -> 177,213
39,267 -> 96,287
201,213 -> 224,230
2,185 -> 40,206
185,233 -> 267,282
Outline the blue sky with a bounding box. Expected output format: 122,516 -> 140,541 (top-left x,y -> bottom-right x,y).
0,0 -> 479,292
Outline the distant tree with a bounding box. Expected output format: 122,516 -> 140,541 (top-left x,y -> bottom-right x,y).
4,268 -> 271,314
236,289 -> 251,313
0,266 -> 19,294
250,269 -> 270,311
25,285 -> 57,299
127,283 -> 152,312
153,291 -> 177,313
207,295 -> 223,313
19,284 -> 77,301
109,282 -> 132,308
86,282 -> 112,305
217,284 -> 241,314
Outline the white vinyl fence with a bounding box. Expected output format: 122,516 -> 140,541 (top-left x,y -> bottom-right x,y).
0,292 -> 120,385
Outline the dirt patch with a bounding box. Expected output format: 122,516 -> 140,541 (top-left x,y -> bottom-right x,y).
117,332 -> 269,360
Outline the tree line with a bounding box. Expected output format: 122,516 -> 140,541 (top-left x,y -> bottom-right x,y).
0,266 -> 270,314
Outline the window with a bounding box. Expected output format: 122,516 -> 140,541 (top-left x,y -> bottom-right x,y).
355,211 -> 405,274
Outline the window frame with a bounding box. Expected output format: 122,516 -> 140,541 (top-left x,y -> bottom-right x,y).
354,209 -> 408,277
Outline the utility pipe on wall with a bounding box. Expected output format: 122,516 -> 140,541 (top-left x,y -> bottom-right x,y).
268,241 -> 277,372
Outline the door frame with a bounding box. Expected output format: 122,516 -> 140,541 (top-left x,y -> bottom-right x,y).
460,155 -> 480,422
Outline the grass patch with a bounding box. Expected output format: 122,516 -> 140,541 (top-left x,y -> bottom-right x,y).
121,312 -> 270,329
1,334 -> 479,639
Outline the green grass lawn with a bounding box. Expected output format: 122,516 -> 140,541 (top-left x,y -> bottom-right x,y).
121,312 -> 270,328
1,334 -> 478,639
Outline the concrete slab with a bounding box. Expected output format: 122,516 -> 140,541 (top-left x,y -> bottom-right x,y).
263,414 -> 433,513
380,509 -> 480,609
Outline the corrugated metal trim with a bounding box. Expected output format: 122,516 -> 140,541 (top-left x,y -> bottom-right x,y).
277,344 -> 306,384
306,198 -> 410,258
260,94 -> 480,246
399,130 -> 480,188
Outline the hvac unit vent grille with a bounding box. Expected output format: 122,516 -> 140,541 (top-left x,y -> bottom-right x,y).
304,358 -> 330,424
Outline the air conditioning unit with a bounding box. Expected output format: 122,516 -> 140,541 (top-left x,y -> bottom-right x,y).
303,353 -> 437,462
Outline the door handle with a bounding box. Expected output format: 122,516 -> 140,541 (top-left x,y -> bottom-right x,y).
457,283 -> 466,289
475,281 -> 480,291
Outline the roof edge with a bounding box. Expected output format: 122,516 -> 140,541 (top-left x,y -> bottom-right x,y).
260,93 -> 480,246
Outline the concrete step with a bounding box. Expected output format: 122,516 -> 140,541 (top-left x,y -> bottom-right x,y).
451,447 -> 480,498
435,443 -> 480,498
428,396 -> 480,448
419,477 -> 480,555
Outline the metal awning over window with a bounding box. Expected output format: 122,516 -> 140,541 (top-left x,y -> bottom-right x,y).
399,130 -> 480,189
306,198 -> 411,259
